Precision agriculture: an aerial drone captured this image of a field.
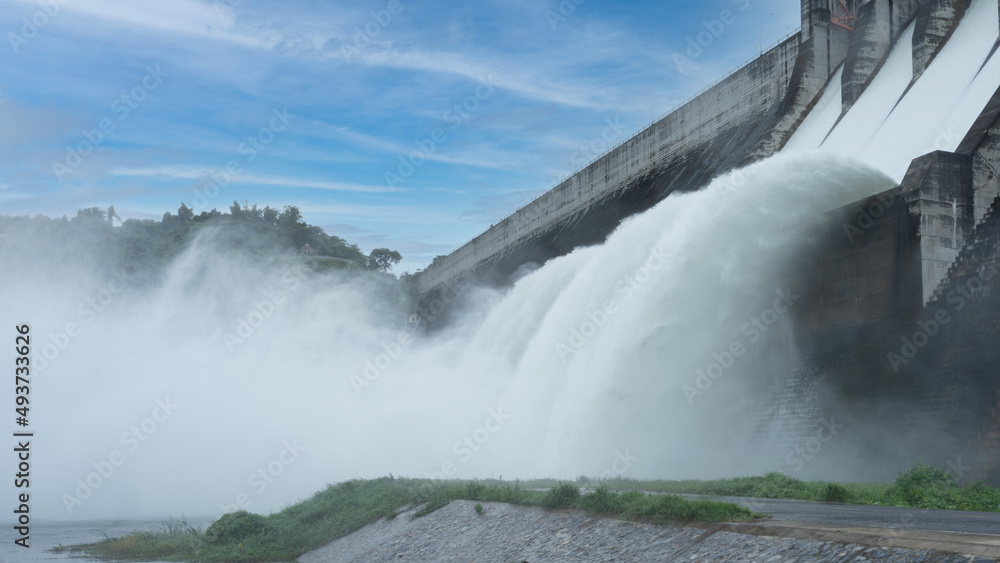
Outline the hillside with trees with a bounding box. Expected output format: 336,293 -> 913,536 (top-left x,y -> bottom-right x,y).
0,201 -> 402,278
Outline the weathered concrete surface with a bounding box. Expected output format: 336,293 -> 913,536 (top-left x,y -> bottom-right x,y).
914,191 -> 1000,485
746,1 -> 857,161
715,520 -> 1000,559
413,2 -> 879,298
958,84 -> 1000,225
797,186 -> 922,332
413,33 -> 803,296
746,179 -> 1000,486
413,1 -> 934,300
903,151 -> 976,304
297,500 -> 1000,562
912,0 -> 967,81
841,0 -> 921,112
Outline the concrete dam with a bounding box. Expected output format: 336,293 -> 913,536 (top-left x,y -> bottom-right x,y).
415,0 -> 998,300
413,0 -> 1000,484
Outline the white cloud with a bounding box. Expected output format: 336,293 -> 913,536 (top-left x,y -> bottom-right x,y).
108,166 -> 397,193
1,0 -> 276,47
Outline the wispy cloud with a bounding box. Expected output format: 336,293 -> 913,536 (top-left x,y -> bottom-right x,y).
0,0 -> 800,267
109,167 -> 397,193
321,123 -> 523,170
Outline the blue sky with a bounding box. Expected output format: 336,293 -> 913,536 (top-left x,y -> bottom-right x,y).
0,0 -> 799,273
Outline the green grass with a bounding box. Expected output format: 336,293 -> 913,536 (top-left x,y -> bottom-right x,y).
58,477 -> 755,563
566,464 -> 1000,512
59,464 -> 1000,562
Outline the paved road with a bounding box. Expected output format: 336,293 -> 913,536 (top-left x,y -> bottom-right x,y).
681,493 -> 1000,536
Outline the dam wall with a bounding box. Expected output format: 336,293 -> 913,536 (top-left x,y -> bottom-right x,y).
747,151 -> 997,483
414,34 -> 803,295
413,0 -> 943,299
407,0 -> 1000,483
755,92 -> 1000,483
912,0 -> 967,80
841,0 -> 922,110
413,1 -> 882,297
414,1 -> 994,303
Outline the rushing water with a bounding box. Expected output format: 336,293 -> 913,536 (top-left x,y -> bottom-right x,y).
0,151 -> 895,523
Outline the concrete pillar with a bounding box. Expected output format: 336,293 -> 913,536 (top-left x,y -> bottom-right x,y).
900,152 -> 976,303
956,86 -> 1000,225
971,120 -> 1000,226
746,1 -> 854,160
912,0 -> 966,82
841,0 -> 922,112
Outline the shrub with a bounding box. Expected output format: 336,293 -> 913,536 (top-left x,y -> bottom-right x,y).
474,503 -> 483,514
823,483 -> 849,503
542,483 -> 580,509
465,481 -> 486,499
578,484 -> 620,513
888,463 -> 959,508
895,463 -> 957,489
751,472 -> 810,499
205,511 -> 267,544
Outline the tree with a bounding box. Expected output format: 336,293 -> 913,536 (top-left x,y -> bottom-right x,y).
367,248 -> 402,272
73,207 -> 106,223
262,206 -> 278,224
107,205 -> 120,227
177,203 -> 194,222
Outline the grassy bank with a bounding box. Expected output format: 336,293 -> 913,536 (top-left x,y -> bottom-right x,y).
58,478 -> 755,563
59,464 -> 1000,562
572,463 -> 1000,512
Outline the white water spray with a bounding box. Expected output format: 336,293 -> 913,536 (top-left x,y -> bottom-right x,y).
2,152 -> 894,520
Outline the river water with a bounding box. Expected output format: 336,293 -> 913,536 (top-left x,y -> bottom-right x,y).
1,518 -> 215,562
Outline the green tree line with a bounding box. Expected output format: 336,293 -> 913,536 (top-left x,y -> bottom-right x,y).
0,201 -> 402,275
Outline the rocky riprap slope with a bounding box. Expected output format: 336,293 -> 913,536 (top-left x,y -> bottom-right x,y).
297,500 -> 995,563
